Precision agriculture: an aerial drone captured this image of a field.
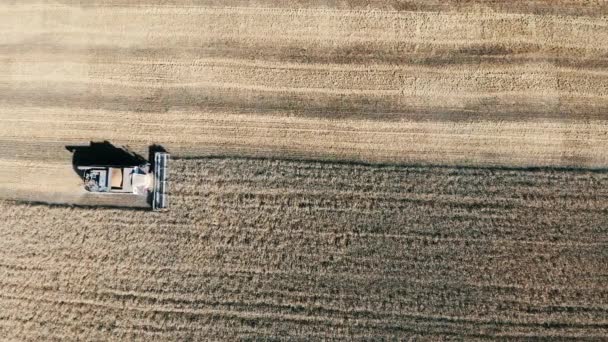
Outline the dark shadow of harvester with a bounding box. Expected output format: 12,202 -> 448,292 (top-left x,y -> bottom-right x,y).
66,141 -> 147,176
65,141 -> 170,211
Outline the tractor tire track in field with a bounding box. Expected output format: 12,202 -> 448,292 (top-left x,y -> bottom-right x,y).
1,158 -> 608,339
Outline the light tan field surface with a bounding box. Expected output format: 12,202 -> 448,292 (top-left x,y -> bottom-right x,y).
2,158 -> 608,339
2,1 -> 608,202
1,0 -> 608,339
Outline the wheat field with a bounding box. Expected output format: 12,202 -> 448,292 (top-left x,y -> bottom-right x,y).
1,0 -> 608,339
2,157 -> 608,339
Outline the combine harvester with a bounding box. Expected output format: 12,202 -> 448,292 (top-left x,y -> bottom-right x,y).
71,142 -> 170,210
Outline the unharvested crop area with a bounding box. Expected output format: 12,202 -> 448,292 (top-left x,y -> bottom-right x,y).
2,157 -> 608,339
1,0 -> 608,339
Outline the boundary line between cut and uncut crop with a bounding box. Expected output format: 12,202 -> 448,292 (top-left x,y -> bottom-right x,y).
172,154 -> 608,174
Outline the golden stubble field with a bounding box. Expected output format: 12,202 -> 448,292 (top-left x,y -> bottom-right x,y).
1,0 -> 608,339
2,1 -> 608,200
